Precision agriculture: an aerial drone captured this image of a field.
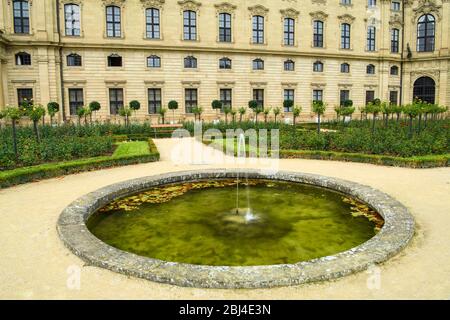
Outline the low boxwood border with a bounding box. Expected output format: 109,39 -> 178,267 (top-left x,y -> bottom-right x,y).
281,150 -> 450,168
0,139 -> 160,189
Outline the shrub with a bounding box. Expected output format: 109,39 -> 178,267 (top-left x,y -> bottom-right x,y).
129,100 -> 141,111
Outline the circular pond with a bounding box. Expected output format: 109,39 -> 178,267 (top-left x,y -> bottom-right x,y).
57,169 -> 414,288
87,179 -> 383,266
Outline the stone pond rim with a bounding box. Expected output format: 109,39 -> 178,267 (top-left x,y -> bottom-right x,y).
57,169 -> 415,289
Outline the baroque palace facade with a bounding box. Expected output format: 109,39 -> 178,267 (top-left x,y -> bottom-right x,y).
0,0 -> 449,122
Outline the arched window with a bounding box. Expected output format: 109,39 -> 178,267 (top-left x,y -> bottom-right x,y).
15,52 -> 31,65
313,20 -> 324,47
146,8 -> 160,39
219,13 -> 231,42
390,65 -> 399,76
341,63 -> 350,73
64,4 -> 81,36
106,5 -> 121,37
313,61 -> 323,72
252,15 -> 264,44
284,59 -> 295,71
366,64 -> 375,74
107,54 -> 122,67
183,10 -> 197,40
417,14 -> 435,52
147,55 -> 161,68
184,56 -> 197,68
253,58 -> 264,70
13,0 -> 30,34
67,53 -> 82,66
413,77 -> 435,104
341,23 -> 351,49
219,57 -> 232,69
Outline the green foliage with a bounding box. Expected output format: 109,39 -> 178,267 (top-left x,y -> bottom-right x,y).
343,99 -> 353,107
118,106 -> 132,117
211,100 -> 223,110
5,106 -> 22,120
168,100 -> 179,110
312,100 -> 326,115
129,100 -> 141,111
47,102 -> 60,114
248,100 -> 258,109
89,101 -> 101,112
283,100 -> 294,111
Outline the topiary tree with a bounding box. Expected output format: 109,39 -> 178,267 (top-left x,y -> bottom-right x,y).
248,100 -> 258,110
224,106 -> 231,124
403,103 -> 420,138
89,101 -> 101,122
312,100 -> 326,133
5,106 -> 22,160
254,106 -> 263,124
211,100 -> 223,120
192,106 -> 203,122
392,104 -> 403,123
118,106 -> 132,126
238,107 -> 246,123
230,108 -> 237,123
273,107 -> 281,123
28,104 -> 46,143
263,107 -> 271,123
293,106 -> 302,126
47,102 -> 60,125
366,100 -> 382,134
159,107 -> 168,124
129,100 -> 141,122
283,100 -> 294,113
168,100 -> 178,123
76,106 -> 86,126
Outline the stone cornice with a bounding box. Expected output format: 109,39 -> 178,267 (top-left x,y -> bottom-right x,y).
248,5 -> 269,17
140,0 -> 165,9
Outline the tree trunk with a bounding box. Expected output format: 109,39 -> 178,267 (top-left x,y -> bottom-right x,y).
408,116 -> 413,138
33,120 -> 41,143
372,114 -> 376,134
317,114 -> 321,134
239,114 -> 243,123
12,119 -> 18,161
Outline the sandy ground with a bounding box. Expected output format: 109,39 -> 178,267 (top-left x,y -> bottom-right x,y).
0,138 -> 449,299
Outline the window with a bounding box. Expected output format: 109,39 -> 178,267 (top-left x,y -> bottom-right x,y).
17,88 -> 32,106
13,0 -> 30,34
64,4 -> 81,36
417,14 -> 435,52
391,28 -> 400,53
389,91 -> 398,106
253,58 -> 264,70
106,6 -> 121,37
313,61 -> 323,72
185,88 -> 198,113
252,15 -> 264,44
366,64 -> 375,74
219,13 -> 231,42
341,23 -> 351,49
183,10 -> 197,40
147,55 -> 161,68
367,26 -> 376,51
15,52 -> 31,65
220,89 -> 232,110
313,89 -> 323,102
68,88 -> 84,115
184,56 -> 197,68
109,88 -> 123,115
313,20 -> 324,48
284,18 -> 295,46
341,63 -> 350,73
146,8 -> 160,39
413,77 -> 436,104
219,57 -> 232,69
368,0 -> 377,8
341,0 -> 352,5
284,89 -> 294,112
390,65 -> 399,75
107,54 -> 122,67
340,90 -> 350,106
67,53 -> 82,66
148,88 -> 161,114
391,1 -> 400,11
253,89 -> 264,109
365,90 -> 375,105
284,60 -> 295,71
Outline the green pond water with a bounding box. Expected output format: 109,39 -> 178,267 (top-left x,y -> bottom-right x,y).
87,179 -> 379,266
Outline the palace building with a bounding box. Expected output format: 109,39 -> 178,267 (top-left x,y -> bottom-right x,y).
0,0 -> 449,122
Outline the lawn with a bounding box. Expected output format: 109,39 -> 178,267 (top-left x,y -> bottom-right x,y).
112,141 -> 150,158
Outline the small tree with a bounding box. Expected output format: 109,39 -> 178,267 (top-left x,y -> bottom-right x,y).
83,107 -> 91,125
193,106 -> 203,121
263,107 -> 271,123
248,100 -> 258,110
224,106 -> 231,124
47,102 -> 59,125
76,107 -> 85,126
283,100 -> 294,113
341,105 -> 355,124
118,106 -> 132,126
381,102 -> 394,127
366,101 -> 381,134
254,106 -> 263,124
5,106 -> 21,160
230,109 -> 237,123
393,104 -> 403,123
159,107 -> 168,124
211,100 -> 223,120
293,106 -> 302,126
168,100 -> 178,123
28,104 -> 46,143
312,100 -> 326,133
89,101 -> 101,122
238,107 -> 246,123
273,107 -> 281,123
129,100 -> 141,122
403,103 -> 420,138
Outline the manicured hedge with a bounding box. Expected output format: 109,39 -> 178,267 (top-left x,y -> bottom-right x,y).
0,139 -> 160,188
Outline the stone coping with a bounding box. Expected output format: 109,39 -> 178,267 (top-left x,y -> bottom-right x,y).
57,169 -> 415,289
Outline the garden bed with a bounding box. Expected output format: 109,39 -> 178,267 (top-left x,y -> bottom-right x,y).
0,139 -> 160,189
